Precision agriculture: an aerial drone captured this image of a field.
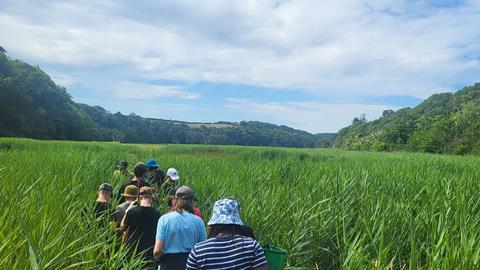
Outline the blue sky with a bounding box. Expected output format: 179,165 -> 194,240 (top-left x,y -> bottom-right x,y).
1,0 -> 479,132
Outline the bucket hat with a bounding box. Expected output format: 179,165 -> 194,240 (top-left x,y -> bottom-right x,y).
166,168 -> 180,181
121,185 -> 139,198
208,198 -> 244,226
145,159 -> 159,168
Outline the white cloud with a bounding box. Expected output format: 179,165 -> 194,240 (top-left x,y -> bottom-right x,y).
225,98 -> 400,133
112,81 -> 200,100
1,0 -> 479,131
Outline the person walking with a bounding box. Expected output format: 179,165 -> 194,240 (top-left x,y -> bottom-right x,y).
111,185 -> 138,228
144,159 -> 165,190
93,183 -> 114,218
113,160 -> 134,182
160,168 -> 180,194
153,186 -> 206,269
185,198 -> 267,270
118,162 -> 150,203
81,183 -> 113,227
122,187 -> 161,269
166,187 -> 204,220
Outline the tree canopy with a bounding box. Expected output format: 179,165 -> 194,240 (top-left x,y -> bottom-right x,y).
333,83 -> 480,155
0,49 -> 328,148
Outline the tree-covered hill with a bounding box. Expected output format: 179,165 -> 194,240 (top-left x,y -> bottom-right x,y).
0,49 -> 323,147
333,83 -> 480,154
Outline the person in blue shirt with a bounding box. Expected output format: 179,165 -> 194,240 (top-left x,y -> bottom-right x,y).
153,185 -> 206,270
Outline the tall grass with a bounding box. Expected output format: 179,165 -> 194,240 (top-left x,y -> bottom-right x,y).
1,138 -> 480,269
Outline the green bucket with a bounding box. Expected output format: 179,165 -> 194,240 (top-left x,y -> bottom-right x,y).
262,245 -> 287,270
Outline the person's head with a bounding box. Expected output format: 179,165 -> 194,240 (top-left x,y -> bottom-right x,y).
207,198 -> 243,238
121,185 -> 139,202
138,186 -> 154,206
117,160 -> 128,171
167,186 -> 177,207
173,186 -> 196,214
97,183 -> 113,201
166,168 -> 180,181
133,162 -> 147,178
145,159 -> 159,172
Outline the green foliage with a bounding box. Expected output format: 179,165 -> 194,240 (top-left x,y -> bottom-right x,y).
334,82 -> 480,155
2,139 -> 480,269
0,50 -> 320,148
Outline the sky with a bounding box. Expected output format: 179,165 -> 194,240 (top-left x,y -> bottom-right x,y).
1,0 -> 479,133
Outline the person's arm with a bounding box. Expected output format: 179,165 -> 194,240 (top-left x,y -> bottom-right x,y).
252,240 -> 268,270
154,216 -> 166,260
121,211 -> 132,242
153,239 -> 164,260
198,219 -> 207,242
185,248 -> 199,270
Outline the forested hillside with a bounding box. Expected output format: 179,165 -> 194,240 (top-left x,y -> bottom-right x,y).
333,83 -> 480,154
0,49 -> 322,147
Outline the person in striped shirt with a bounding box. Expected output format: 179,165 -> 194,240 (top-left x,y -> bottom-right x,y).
186,198 -> 268,270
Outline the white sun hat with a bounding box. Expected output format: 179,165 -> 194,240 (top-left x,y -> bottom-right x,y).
166,168 -> 180,181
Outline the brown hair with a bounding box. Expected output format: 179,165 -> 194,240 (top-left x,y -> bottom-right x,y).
172,198 -> 195,214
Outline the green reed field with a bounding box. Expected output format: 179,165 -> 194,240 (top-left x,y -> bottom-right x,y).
1,138 -> 480,269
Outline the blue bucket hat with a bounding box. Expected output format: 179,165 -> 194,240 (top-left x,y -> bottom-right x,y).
145,159 -> 159,168
208,199 -> 244,226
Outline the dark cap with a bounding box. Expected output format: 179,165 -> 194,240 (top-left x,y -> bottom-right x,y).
133,162 -> 147,177
98,183 -> 113,192
117,160 -> 128,169
175,185 -> 196,200
138,186 -> 154,196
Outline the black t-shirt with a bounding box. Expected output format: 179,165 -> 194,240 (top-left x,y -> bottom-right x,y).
117,180 -> 150,202
124,206 -> 161,259
93,201 -> 111,218
81,201 -> 112,227
145,169 -> 165,187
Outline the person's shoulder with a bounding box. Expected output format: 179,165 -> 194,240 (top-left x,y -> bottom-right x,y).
127,205 -> 142,215
193,237 -> 214,249
159,211 -> 176,221
148,207 -> 161,216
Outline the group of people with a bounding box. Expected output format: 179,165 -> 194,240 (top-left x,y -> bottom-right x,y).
88,159 -> 268,270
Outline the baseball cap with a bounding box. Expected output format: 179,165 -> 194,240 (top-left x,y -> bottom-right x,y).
166,168 -> 180,181
117,160 -> 128,169
138,186 -> 154,196
175,185 -> 196,200
207,198 -> 243,226
98,183 -> 113,193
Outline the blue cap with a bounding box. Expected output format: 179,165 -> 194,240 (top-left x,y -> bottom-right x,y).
208,199 -> 244,226
145,159 -> 159,168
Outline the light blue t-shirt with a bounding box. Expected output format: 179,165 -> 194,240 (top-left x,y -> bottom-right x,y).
156,211 -> 207,254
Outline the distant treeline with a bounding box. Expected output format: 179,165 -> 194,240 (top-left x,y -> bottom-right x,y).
0,48 -> 331,148
334,82 -> 480,155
